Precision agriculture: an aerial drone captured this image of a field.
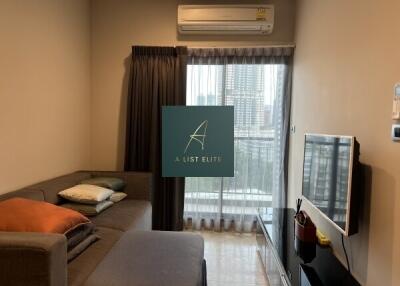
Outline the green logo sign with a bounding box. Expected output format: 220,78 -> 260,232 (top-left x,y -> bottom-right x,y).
162,106 -> 234,177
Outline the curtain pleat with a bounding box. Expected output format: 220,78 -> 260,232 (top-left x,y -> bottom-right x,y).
188,47 -> 293,65
125,46 -> 187,231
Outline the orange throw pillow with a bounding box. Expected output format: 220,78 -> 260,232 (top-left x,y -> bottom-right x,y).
0,198 -> 90,234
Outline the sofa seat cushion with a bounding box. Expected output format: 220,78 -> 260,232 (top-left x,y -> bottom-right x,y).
83,231 -> 205,286
90,199 -> 152,231
68,226 -> 123,286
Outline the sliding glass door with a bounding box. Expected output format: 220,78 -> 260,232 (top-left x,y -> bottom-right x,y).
184,62 -> 287,232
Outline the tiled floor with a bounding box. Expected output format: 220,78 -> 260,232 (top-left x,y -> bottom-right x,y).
191,231 -> 269,286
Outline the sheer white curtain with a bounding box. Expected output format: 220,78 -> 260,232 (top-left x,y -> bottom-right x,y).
183,47 -> 293,232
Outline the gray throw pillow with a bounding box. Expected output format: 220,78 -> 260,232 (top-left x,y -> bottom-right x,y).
66,223 -> 95,250
67,233 -> 99,262
62,201 -> 114,216
109,192 -> 127,203
80,177 -> 126,191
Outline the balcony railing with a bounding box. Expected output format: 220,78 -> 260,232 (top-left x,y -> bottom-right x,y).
184,136 -> 276,217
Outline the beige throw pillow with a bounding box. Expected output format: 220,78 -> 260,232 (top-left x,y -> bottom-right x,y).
58,184 -> 114,205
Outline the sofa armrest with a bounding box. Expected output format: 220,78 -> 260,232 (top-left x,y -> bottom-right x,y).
0,232 -> 67,286
81,171 -> 153,201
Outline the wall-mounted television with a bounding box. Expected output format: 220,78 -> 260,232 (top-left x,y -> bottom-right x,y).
301,134 -> 360,236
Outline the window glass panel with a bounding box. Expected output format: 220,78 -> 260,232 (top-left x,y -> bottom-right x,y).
184,63 -> 285,232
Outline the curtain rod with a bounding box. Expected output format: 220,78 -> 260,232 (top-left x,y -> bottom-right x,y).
188,44 -> 296,49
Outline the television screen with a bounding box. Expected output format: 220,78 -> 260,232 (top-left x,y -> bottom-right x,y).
302,134 -> 356,234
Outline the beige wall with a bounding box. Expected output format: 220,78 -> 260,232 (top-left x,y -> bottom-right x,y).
90,0 -> 296,170
290,1 -> 400,285
0,0 -> 91,194
1,0 -> 398,284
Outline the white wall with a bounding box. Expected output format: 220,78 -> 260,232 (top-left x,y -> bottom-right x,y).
290,1 -> 400,285
0,0 -> 92,194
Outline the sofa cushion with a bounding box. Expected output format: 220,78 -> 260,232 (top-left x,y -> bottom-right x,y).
27,172 -> 92,205
90,199 -> 152,231
83,231 -> 205,286
68,226 -> 123,286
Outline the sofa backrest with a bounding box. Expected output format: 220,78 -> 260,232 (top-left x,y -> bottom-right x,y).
0,172 -> 92,205
0,189 -> 44,202
26,172 -> 92,205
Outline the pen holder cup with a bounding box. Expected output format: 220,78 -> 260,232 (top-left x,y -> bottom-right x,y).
294,217 -> 316,243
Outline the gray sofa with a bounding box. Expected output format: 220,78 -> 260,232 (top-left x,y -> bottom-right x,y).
0,171 -> 206,286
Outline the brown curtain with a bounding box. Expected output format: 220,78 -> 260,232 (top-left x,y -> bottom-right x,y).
125,46 -> 187,231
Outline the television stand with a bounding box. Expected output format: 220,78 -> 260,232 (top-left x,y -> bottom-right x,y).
256,208 -> 360,286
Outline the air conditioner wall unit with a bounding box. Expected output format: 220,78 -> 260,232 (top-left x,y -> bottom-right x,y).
177,5 -> 274,35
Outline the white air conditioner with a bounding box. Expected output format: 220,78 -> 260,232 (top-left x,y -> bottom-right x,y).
177,5 -> 274,35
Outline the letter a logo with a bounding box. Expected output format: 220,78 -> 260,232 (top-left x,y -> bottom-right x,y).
184,120 -> 208,154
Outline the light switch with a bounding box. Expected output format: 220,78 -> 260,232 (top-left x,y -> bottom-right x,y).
392,124 -> 400,141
